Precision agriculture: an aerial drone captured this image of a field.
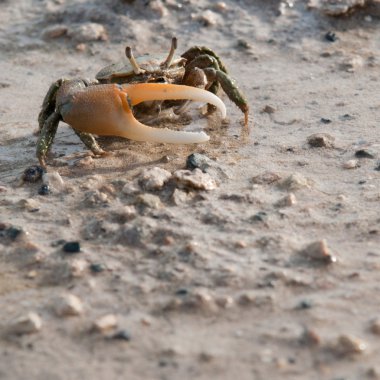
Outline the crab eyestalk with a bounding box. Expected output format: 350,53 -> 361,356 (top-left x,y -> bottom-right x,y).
125,46 -> 143,75
162,37 -> 177,68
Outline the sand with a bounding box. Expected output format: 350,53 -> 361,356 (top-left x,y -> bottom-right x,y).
1,0 -> 380,379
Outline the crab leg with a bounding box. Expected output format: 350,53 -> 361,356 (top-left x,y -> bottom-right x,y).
60,83 -> 226,144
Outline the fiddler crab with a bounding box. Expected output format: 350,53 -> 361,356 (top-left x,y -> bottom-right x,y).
37,37 -> 249,168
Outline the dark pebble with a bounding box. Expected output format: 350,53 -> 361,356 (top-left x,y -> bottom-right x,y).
307,133 -> 335,148
62,241 -> 81,253
22,165 -> 44,183
38,184 -> 50,196
358,180 -> 366,185
296,300 -> 313,310
320,118 -> 332,124
0,226 -> 24,241
325,31 -> 337,42
375,161 -> 380,171
90,263 -> 105,273
111,330 -> 131,341
186,153 -> 211,171
175,288 -> 189,296
250,211 -> 268,223
355,149 -> 376,159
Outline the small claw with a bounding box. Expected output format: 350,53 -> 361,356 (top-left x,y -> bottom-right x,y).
61,83 -> 226,145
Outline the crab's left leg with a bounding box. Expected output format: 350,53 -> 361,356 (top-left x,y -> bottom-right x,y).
204,68 -> 249,128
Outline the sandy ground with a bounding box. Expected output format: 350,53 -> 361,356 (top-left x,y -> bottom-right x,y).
1,0 -> 380,379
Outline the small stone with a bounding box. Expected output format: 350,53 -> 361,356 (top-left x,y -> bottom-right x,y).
138,167 -> 172,190
73,155 -> 94,167
75,43 -> 86,52
22,165 -> 44,183
68,23 -> 107,42
279,173 -> 310,191
0,226 -> 25,241
320,0 -> 366,16
136,193 -> 163,209
320,117 -> 332,124
341,55 -> 365,73
43,171 -> 65,192
186,153 -> 228,181
370,318 -> 380,335
171,188 -> 190,205
275,193 -> 297,208
18,198 -> 40,212
93,314 -> 118,333
343,159 -> 359,169
9,312 -> 42,335
300,328 -> 321,346
173,169 -> 217,191
197,10 -> 220,27
307,133 -> 335,148
122,182 -> 140,195
252,171 -> 281,185
53,294 -> 84,316
261,105 -> 276,114
111,330 -> 131,341
70,259 -> 87,277
300,239 -> 337,263
355,148 -> 377,159
332,334 -> 367,356
214,1 -> 228,11
367,367 -> 380,379
90,263 -> 105,273
325,31 -> 337,42
38,184 -> 50,196
63,241 -> 81,254
215,295 -> 234,309
375,161 -> 380,171
41,24 -> 68,39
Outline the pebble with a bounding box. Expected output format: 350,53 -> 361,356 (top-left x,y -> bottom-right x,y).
138,167 -> 172,191
300,239 -> 337,263
136,193 -> 163,209
70,259 -> 87,277
38,184 -> 50,196
300,328 -> 321,346
22,165 -> 44,183
307,133 -> 335,148
9,312 -> 42,335
332,334 -> 367,356
252,171 -> 281,185
68,23 -> 108,42
370,318 -> 380,335
261,105 -> 276,114
63,241 -> 81,254
325,31 -> 337,42
275,193 -> 297,208
343,159 -> 359,169
43,171 -> 65,192
111,330 -> 131,341
73,155 -> 94,167
90,263 -> 105,273
355,148 -> 377,159
341,55 -> 365,73
0,225 -> 25,242
279,173 -> 310,191
53,294 -> 84,317
41,24 -> 68,39
197,10 -> 220,27
320,0 -> 366,16
122,182 -> 140,195
93,314 -> 118,333
186,153 -> 228,181
18,198 -> 40,212
173,169 -> 217,191
171,188 -> 190,205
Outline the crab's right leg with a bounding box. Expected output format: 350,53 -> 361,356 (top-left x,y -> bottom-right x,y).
72,129 -> 106,156
38,79 -> 64,131
36,111 -> 62,168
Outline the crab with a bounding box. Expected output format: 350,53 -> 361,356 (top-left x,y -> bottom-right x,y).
37,37 -> 249,168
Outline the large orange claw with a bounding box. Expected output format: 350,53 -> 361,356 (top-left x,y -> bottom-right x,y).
61,83 -> 227,144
